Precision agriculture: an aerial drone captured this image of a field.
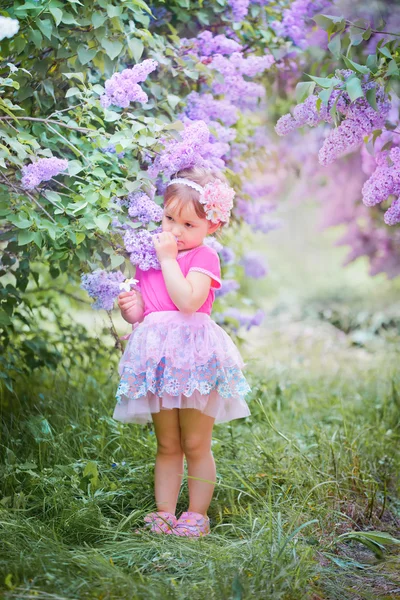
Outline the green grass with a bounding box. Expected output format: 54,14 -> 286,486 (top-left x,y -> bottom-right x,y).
1,334 -> 399,599
1,200 -> 400,599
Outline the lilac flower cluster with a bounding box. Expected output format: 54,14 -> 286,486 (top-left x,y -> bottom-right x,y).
0,16 -> 19,41
228,0 -> 250,21
148,119 -> 228,179
215,279 -> 240,297
100,144 -> 125,159
123,227 -> 162,270
337,221 -> 400,279
21,157 -> 69,190
241,252 -> 268,278
80,269 -> 125,310
362,147 -> 400,225
235,198 -> 282,234
215,307 -> 265,331
204,237 -> 236,264
209,52 -> 274,109
185,92 -> 239,127
100,59 -> 158,109
276,74 -> 391,166
271,0 -> 331,49
117,191 -> 163,225
180,30 -> 242,58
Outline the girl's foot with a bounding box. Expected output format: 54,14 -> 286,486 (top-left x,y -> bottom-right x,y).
140,511 -> 177,534
172,511 -> 211,537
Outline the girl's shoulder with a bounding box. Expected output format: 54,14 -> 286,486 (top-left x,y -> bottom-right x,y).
185,244 -> 220,263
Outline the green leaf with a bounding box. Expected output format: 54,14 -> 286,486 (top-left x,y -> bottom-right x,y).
379,46 -> 393,60
49,7 -> 63,26
167,94 -> 181,110
366,87 -> 377,111
29,28 -> 43,48
68,160 -> 83,176
61,12 -> 79,25
366,53 -> 379,73
77,46 -> 97,65
37,18 -> 53,40
345,76 -> 364,102
65,87 -> 80,98
18,230 -> 36,245
92,11 -> 107,28
327,34 -> 341,59
318,86 -> 334,105
342,56 -> 371,74
103,109 -> 121,122
128,38 -> 144,62
349,26 -> 364,46
305,74 -> 342,88
107,4 -> 123,17
101,39 -> 123,60
295,81 -> 316,103
94,214 -> 111,232
387,60 -> 399,77
110,253 -> 125,268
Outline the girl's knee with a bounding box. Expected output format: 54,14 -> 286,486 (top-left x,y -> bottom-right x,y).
157,437 -> 183,456
181,436 -> 211,458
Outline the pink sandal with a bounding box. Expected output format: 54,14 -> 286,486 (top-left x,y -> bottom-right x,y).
172,511 -> 211,537
141,511 -> 177,534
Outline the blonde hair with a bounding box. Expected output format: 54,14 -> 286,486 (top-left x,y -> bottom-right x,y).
164,166 -> 229,226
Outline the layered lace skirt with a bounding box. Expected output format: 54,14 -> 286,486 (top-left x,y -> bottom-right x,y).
113,311 -> 251,424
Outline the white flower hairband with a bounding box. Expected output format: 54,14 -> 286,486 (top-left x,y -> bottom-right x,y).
166,177 -> 235,223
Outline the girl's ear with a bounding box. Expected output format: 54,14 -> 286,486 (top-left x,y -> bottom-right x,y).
207,221 -> 221,235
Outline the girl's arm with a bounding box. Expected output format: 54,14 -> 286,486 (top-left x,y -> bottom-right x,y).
161,259 -> 212,313
154,232 -> 212,314
117,290 -> 145,324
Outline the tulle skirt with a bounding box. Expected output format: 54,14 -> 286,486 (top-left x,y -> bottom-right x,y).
113,311 -> 251,424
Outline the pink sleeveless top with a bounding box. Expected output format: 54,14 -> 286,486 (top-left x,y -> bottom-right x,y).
135,245 -> 221,317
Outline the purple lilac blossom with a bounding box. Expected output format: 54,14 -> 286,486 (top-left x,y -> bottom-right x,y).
100,59 -> 158,109
123,227 -> 162,270
185,92 -> 239,127
148,120 -> 228,179
100,144 -> 125,159
80,269 -> 125,310
21,157 -> 69,190
235,198 -> 282,234
215,279 -> 240,297
241,252 -> 268,278
0,16 -> 19,41
180,30 -> 242,58
276,76 -> 391,167
215,307 -> 265,331
219,246 -> 236,264
204,237 -> 223,253
362,147 -> 400,215
228,0 -> 250,21
121,191 -> 163,225
209,52 -> 274,109
271,0 -> 332,49
384,198 -> 400,226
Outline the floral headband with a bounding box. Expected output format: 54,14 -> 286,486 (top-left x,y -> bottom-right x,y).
167,177 -> 235,224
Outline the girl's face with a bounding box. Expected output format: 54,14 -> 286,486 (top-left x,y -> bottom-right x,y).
162,198 -> 218,251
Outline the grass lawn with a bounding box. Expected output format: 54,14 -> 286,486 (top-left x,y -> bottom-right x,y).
1,201 -> 399,599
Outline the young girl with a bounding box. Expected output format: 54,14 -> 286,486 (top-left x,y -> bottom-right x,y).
113,166 -> 251,537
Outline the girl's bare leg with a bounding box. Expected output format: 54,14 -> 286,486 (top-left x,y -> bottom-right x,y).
152,408 -> 184,514
179,409 -> 216,517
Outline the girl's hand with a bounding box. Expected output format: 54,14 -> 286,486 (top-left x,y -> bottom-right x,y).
117,290 -> 144,324
153,231 -> 178,263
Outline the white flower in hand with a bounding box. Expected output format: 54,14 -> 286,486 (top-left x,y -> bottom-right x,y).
119,277 -> 139,292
